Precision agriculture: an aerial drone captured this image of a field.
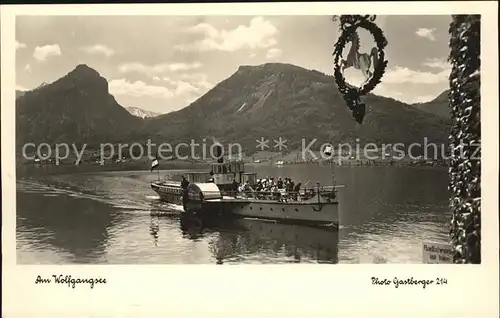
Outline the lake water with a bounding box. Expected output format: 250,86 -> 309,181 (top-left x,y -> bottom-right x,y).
16,164 -> 451,264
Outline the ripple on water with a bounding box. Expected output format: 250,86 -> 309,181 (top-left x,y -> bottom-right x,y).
339,216 -> 449,263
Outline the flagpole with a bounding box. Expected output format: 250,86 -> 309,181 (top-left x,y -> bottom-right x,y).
325,142 -> 335,187
155,150 -> 160,182
151,156 -> 160,181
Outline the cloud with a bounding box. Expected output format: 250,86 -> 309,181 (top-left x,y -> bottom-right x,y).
171,80 -> 200,96
372,84 -> 403,99
16,41 -> 27,50
342,66 -> 447,103
109,79 -> 174,99
373,58 -> 452,86
373,85 -> 437,104
168,62 -> 204,72
163,73 -> 214,96
118,62 -> 203,75
415,28 -> 436,41
174,17 -> 278,52
16,85 -> 28,91
80,44 -> 115,57
411,95 -> 438,103
24,64 -> 32,73
179,73 -> 213,90
382,65 -> 449,84
422,58 -> 451,70
33,44 -> 62,62
344,64 -> 448,86
109,74 -> 213,100
266,48 -> 283,59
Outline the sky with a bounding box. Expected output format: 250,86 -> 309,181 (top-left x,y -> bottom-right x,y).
15,15 -> 452,114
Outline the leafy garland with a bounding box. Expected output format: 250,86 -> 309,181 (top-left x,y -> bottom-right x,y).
332,15 -> 388,124
448,15 -> 481,264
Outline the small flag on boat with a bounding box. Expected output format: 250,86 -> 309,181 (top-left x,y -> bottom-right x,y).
151,158 -> 159,171
323,145 -> 333,156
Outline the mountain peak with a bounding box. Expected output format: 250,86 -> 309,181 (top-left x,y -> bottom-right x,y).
16,64 -> 141,146
54,63 -> 110,96
126,106 -> 160,119
69,64 -> 103,79
238,62 -> 309,73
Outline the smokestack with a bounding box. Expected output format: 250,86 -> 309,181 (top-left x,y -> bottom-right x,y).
214,143 -> 224,163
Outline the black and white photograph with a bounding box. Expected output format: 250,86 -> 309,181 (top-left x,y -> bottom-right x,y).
11,13 -> 483,265
2,2 -> 499,317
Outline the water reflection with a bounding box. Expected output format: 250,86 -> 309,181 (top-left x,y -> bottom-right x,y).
16,190 -> 123,263
149,217 -> 160,247
177,213 -> 339,264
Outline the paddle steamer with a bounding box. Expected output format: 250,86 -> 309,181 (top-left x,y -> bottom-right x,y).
151,158 -> 342,226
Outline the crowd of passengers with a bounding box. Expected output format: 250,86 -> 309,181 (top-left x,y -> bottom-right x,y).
231,177 -> 317,201
181,174 -> 320,202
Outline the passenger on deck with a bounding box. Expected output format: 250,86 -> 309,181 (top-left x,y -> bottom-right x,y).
271,184 -> 280,201
277,177 -> 283,189
181,176 -> 190,189
258,179 -> 267,199
231,178 -> 238,197
293,182 -> 301,201
242,181 -> 254,198
288,179 -> 295,194
207,171 -> 215,183
255,179 -> 263,191
258,179 -> 266,198
181,176 -> 190,206
280,178 -> 290,202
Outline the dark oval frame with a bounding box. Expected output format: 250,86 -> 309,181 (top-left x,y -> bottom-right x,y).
332,19 -> 389,97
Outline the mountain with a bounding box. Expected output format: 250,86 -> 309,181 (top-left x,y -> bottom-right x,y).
16,64 -> 143,148
413,90 -> 451,119
125,106 -> 160,119
141,63 -> 451,153
15,63 -> 451,156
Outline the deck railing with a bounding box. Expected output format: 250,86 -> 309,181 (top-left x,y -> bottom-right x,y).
212,186 -> 342,202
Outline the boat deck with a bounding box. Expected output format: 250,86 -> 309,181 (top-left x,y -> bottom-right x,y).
155,180 -> 181,187
207,196 -> 338,205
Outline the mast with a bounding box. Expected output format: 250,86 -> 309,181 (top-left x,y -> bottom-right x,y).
324,142 -> 335,187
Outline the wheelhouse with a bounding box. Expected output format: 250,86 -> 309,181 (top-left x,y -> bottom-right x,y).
211,160 -> 246,185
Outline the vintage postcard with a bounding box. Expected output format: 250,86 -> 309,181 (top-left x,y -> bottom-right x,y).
1,2 -> 499,317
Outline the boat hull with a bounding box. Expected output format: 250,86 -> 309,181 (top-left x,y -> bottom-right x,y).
204,198 -> 339,226
151,181 -> 340,226
150,182 -> 183,205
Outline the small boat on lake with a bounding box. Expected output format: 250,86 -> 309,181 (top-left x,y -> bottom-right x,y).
150,156 -> 342,226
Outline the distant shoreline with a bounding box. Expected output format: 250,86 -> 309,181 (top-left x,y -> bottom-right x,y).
16,159 -> 210,178
16,156 -> 448,179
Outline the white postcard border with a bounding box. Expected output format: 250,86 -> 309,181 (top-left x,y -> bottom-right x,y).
2,2 -> 499,317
